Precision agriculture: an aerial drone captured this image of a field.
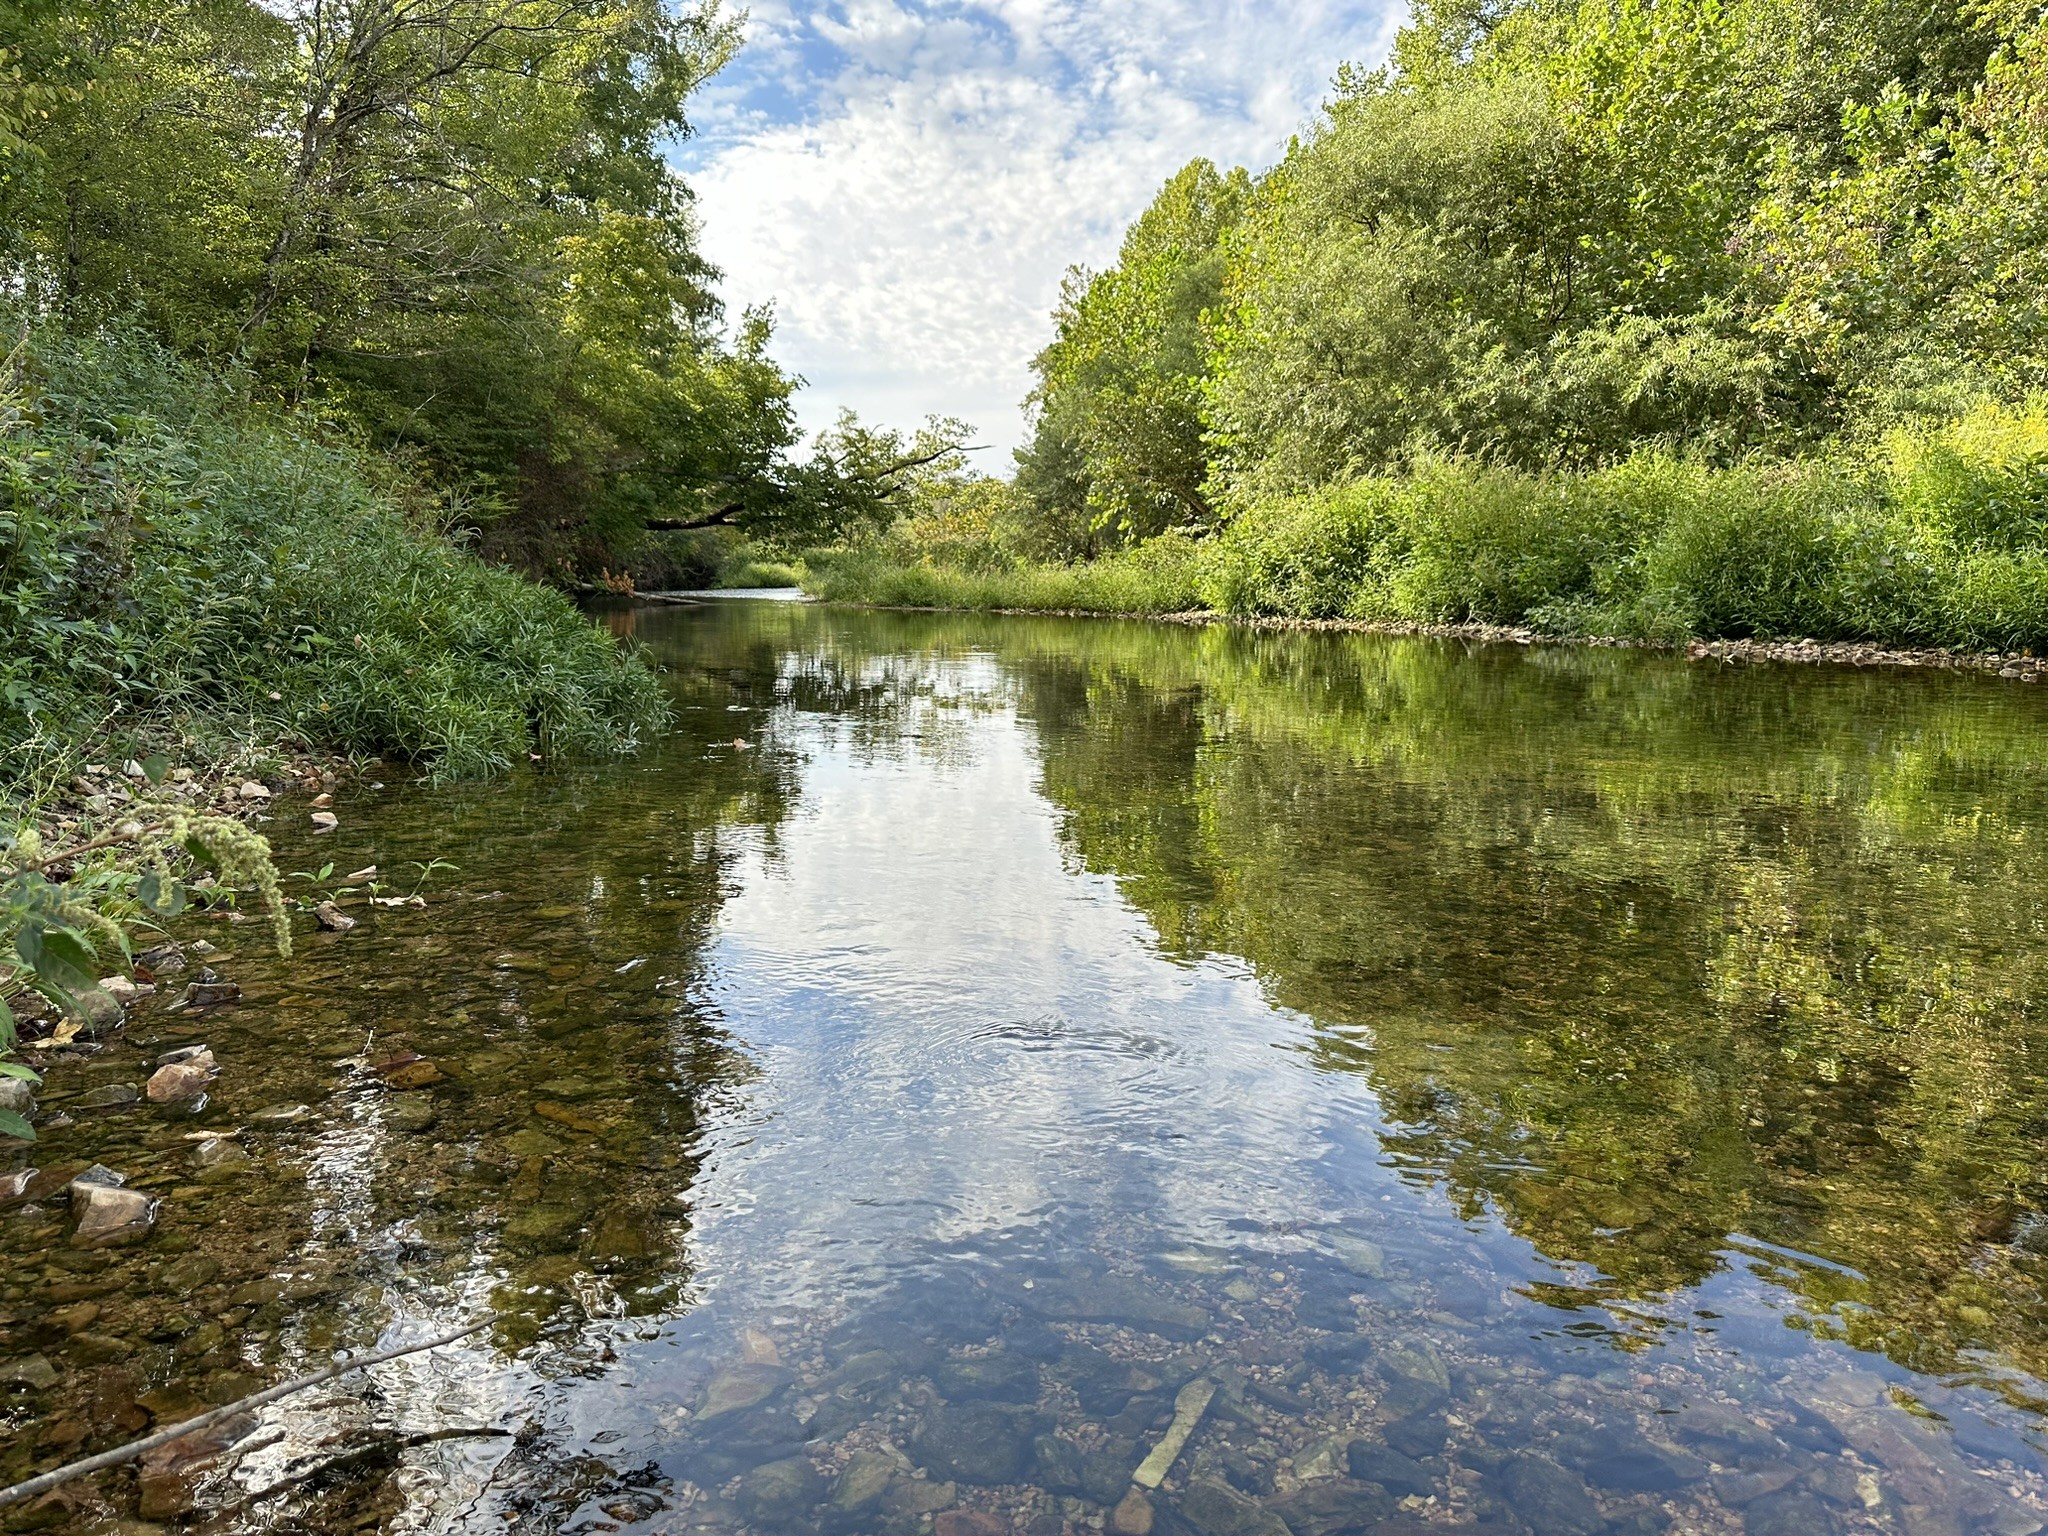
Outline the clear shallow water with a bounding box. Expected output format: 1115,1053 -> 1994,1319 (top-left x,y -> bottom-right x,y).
9,603 -> 2048,1536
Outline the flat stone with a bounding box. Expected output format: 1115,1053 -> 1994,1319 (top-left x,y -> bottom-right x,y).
147,1060 -> 213,1103
1345,1442 -> 1434,1497
72,1164 -> 126,1188
1112,1488 -> 1156,1536
914,1401 -> 1039,1484
1327,1233 -> 1388,1277
0,1353 -> 58,1388
934,1513 -> 1007,1536
736,1455 -> 822,1518
70,1183 -> 157,1247
698,1365 -> 790,1422
76,1083 -> 140,1110
1033,1275 -> 1210,1339
1745,1488 -> 1842,1536
882,1476 -> 957,1517
935,1350 -> 1040,1402
0,1078 -> 34,1117
1500,1456 -> 1603,1536
1176,1476 -> 1292,1536
831,1449 -> 899,1512
1272,1478 -> 1397,1536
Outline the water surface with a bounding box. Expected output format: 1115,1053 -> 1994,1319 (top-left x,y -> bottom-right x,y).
8,602 -> 2048,1536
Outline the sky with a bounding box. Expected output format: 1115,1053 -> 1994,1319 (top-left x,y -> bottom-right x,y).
676,0 -> 1404,461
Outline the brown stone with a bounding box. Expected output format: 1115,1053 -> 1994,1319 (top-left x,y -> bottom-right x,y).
69,1184 -> 157,1247
1113,1488 -> 1156,1535
934,1512 -> 1007,1536
146,1061 -> 212,1103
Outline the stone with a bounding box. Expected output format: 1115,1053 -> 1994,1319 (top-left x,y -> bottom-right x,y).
1383,1411 -> 1451,1459
1177,1477 -> 1292,1536
1500,1456 -> 1603,1536
314,900 -> 354,931
1327,1233 -> 1388,1278
1584,1447 -> 1702,1492
136,943 -> 187,975
1034,1434 -> 1085,1494
0,1167 -> 35,1201
76,988 -> 125,1030
914,1401 -> 1039,1485
49,1301 -> 100,1333
156,1045 -> 212,1066
71,1183 -> 157,1247
698,1365 -> 790,1422
502,1203 -> 584,1251
882,1477 -> 957,1517
147,1060 -> 213,1103
102,975 -> 155,1006
1744,1488 -> 1842,1536
831,1449 -> 899,1513
236,780 -> 270,800
374,1054 -> 443,1090
0,1078 -> 36,1118
933,1513 -> 1006,1536
75,1082 -> 140,1111
1272,1479 -> 1398,1536
72,1164 -> 125,1188
736,1455 -> 822,1519
310,811 -> 339,832
1134,1376 -> 1214,1487
0,1353 -> 58,1388
249,1102 -> 310,1124
1291,1433 -> 1349,1482
740,1327 -> 781,1365
385,1097 -> 438,1134
1083,1445 -> 1138,1503
936,1349 -> 1040,1402
1113,1488 -> 1156,1536
174,980 -> 241,1010
1033,1275 -> 1211,1340
1345,1442 -> 1433,1498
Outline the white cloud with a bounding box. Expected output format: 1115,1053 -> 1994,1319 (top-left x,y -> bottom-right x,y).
680,0 -> 1403,457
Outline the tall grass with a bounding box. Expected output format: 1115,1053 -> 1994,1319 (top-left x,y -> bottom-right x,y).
817,400 -> 2048,652
1,318 -> 669,795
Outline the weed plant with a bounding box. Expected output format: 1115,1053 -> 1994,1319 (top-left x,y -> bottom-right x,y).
1,318 -> 668,800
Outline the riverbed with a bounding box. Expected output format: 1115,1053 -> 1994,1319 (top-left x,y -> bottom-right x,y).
7,600 -> 2048,1536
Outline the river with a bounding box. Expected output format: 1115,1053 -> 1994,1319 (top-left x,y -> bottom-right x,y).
8,599 -> 2048,1536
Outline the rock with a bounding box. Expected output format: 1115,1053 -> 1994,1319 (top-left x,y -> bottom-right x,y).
236,780 -> 270,801
1272,1479 -> 1398,1536
373,1053 -> 442,1090
101,975 -> 155,1006
71,1183 -> 157,1247
1083,1446 -> 1139,1503
1744,1488 -> 1842,1536
249,1102 -> 311,1124
1291,1433 -> 1349,1482
385,1097 -> 438,1134
1177,1477 -> 1292,1536
314,900 -> 354,931
0,1168 -> 35,1201
0,1353 -> 58,1388
190,940 -> 218,957
1583,1447 -> 1702,1492
914,1401 -> 1039,1484
1032,1275 -> 1211,1339
1327,1233 -> 1388,1278
191,1136 -> 249,1169
936,1349 -> 1041,1402
831,1449 -> 899,1513
740,1327 -> 781,1365
698,1365 -> 790,1422
1345,1442 -> 1434,1498
881,1476 -> 957,1517
502,1203 -> 584,1251
76,989 -> 125,1030
934,1513 -> 1007,1536
136,1418 -> 248,1520
71,1164 -> 126,1188
174,980 -> 241,1010
1134,1376 -> 1215,1487
1384,1411 -> 1450,1459
147,1059 -> 213,1103
164,1255 -> 222,1290
75,1082 -> 140,1110
736,1454 -> 822,1518
136,943 -> 188,975
1035,1434 -> 1085,1494
0,1078 -> 34,1118
1113,1488 -> 1156,1536
310,811 -> 339,833
1500,1456 -> 1603,1536
156,1045 -> 212,1066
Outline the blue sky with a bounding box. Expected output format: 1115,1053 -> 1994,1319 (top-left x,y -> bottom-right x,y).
677,0 -> 1403,458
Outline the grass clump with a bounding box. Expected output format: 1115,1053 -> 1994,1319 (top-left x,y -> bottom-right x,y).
803,536 -> 1203,615
1,318 -> 669,797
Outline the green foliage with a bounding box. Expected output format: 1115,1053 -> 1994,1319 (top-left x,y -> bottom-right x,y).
803,538 -> 1203,617
0,799 -> 292,1126
0,315 -> 669,787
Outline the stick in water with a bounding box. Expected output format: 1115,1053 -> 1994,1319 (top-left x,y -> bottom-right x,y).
0,1318 -> 494,1510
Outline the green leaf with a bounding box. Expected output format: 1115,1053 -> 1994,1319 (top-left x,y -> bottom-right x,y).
141,753 -> 168,785
15,922 -> 98,996
137,871 -> 187,918
0,993 -> 12,1054
0,1109 -> 34,1142
0,1062 -> 40,1083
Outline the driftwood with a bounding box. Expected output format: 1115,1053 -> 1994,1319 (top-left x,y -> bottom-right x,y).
0,1317 -> 494,1510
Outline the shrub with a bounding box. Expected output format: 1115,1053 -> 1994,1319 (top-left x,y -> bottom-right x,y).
1,317 -> 668,796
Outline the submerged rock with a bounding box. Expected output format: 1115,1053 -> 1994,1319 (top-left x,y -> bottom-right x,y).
881,1476 -> 957,1517
697,1364 -> 790,1422
830,1449 -> 899,1512
71,1183 -> 158,1247
0,1078 -> 36,1118
1113,1488 -> 1156,1536
1272,1479 -> 1397,1536
0,1354 -> 58,1388
1345,1442 -> 1434,1498
191,1136 -> 248,1170
314,900 -> 354,931
147,1055 -> 214,1103
1177,1477 -> 1291,1536
935,1349 -> 1040,1402
1500,1455 -> 1604,1536
914,1401 -> 1039,1484
76,1082 -> 140,1110
736,1455 -> 823,1519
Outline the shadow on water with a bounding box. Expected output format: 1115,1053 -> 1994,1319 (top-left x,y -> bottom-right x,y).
9,600 -> 2048,1535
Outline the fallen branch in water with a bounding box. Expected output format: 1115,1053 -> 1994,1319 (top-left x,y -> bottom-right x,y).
0,1318 -> 494,1510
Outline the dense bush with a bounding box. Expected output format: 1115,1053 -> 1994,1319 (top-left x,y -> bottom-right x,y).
824,400 -> 2048,652
1,319 -> 669,795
